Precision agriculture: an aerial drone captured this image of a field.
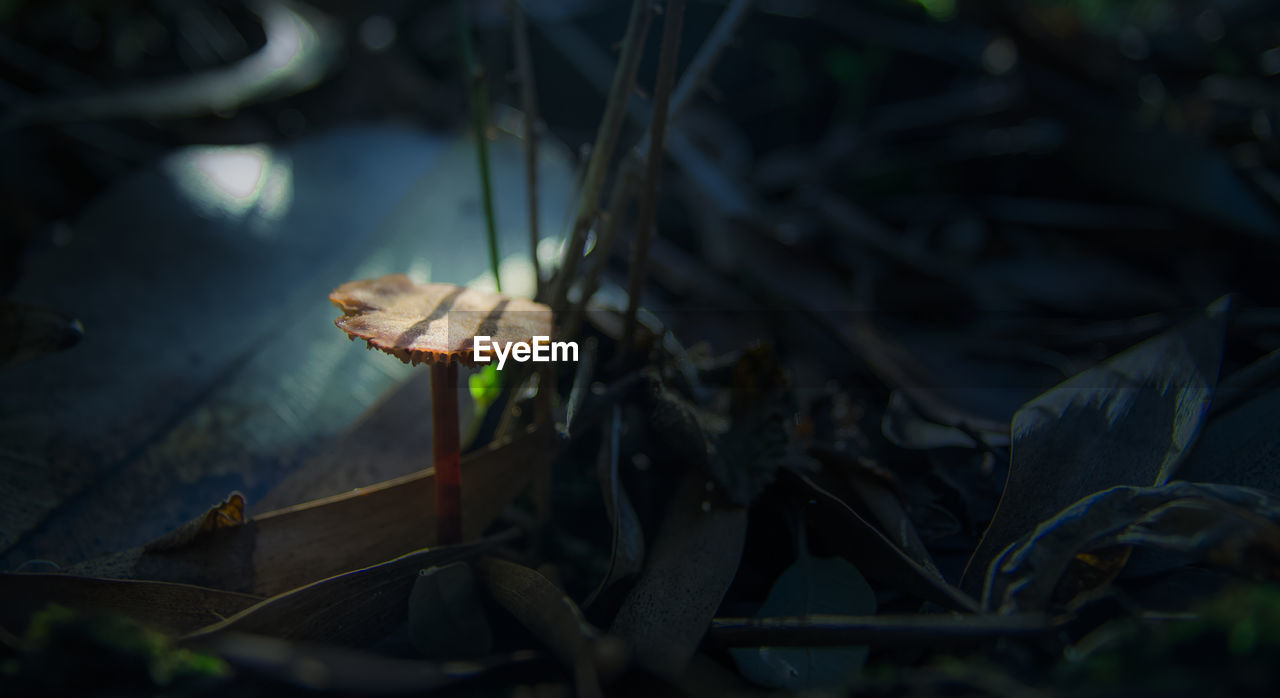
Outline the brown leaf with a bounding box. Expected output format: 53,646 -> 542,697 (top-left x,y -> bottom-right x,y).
610,471 -> 747,679
0,573 -> 260,637
70,425 -> 558,596
982,481 -> 1280,613
473,556 -> 624,697
185,534 -> 513,646
144,492 -> 246,552
584,405 -> 644,607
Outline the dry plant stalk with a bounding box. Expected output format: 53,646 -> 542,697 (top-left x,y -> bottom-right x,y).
620,0 -> 687,360
549,0 -> 654,314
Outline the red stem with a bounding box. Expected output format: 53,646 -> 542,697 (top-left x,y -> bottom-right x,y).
431,361 -> 462,545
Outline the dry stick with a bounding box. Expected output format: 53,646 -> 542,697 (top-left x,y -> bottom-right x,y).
548,0 -> 653,314
707,613 -> 1059,648
644,0 -> 753,149
566,0 -> 752,338
619,0 -> 686,362
559,165 -> 640,343
511,0 -> 542,295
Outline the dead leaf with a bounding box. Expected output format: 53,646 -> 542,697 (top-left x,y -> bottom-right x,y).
962,296 -> 1230,593
145,492 -> 246,552
982,481 -> 1280,613
408,562 -> 492,658
610,471 -> 747,679
184,534 -> 513,646
70,426 -> 558,595
0,573 -> 260,637
584,405 -> 644,607
474,556 -> 624,698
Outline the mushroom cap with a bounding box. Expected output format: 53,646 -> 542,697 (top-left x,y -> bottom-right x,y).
330,274 -> 552,367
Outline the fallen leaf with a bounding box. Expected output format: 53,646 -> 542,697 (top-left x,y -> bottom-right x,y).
473,556 -> 624,698
184,534 -> 513,646
1177,381 -> 1280,495
610,471 -> 748,679
584,405 -> 644,607
0,574 -> 260,637
408,562 -> 492,658
962,296 -> 1230,593
70,426 -> 558,595
982,481 -> 1280,613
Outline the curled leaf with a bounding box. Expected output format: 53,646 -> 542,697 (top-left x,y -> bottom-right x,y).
963,296 -> 1230,593
473,556 -> 624,698
983,481 -> 1280,613
610,472 -> 748,679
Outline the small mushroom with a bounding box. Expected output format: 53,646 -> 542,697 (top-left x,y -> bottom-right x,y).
329,273 -> 551,544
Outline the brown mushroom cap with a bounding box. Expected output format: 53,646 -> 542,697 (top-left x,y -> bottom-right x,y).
330,274 -> 552,367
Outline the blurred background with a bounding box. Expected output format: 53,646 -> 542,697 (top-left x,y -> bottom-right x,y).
3,0 -> 1280,682
4,1 -> 1280,695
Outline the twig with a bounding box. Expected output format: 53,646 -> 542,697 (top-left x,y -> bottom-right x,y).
511,0 -> 542,295
554,0 -> 754,336
619,0 -> 686,363
456,0 -> 502,292
635,0 -> 754,157
706,613 -> 1059,648
548,0 -> 653,314
559,164 -> 640,343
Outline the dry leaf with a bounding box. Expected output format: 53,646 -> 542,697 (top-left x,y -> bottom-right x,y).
71,426 -> 558,595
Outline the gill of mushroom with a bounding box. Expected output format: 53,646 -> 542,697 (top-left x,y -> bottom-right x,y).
329,274 -> 552,545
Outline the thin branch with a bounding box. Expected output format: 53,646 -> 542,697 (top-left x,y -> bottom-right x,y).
559,0 -> 754,335
456,0 -> 502,292
511,0 -> 542,295
548,0 -> 654,314
706,613 -> 1059,648
559,164 -> 640,343
620,0 -> 686,361
669,0 -> 751,119
633,0 -> 754,157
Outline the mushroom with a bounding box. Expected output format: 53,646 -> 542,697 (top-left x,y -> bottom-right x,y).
329,273 -> 551,544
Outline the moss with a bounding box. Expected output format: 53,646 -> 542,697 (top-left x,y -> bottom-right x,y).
3,604 -> 229,696
1056,585 -> 1280,697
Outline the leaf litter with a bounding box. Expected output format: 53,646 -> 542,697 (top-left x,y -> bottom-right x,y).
6,0 -> 1280,696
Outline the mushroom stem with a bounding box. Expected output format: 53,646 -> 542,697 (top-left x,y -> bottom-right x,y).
431,361 -> 462,545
